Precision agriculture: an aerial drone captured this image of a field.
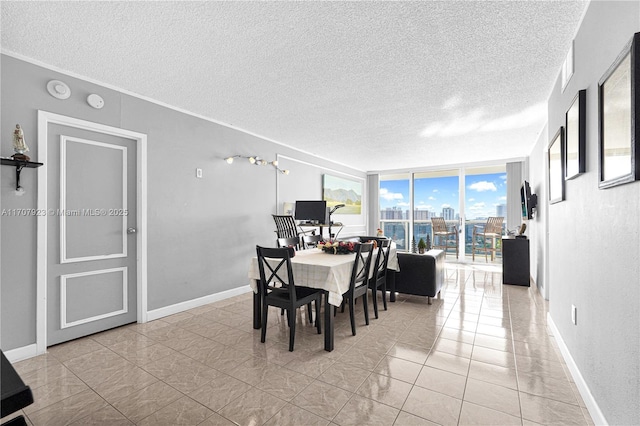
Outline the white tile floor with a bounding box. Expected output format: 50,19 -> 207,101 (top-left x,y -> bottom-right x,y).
6,263 -> 595,425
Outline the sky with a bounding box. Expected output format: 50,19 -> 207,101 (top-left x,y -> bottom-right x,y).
380,172 -> 507,220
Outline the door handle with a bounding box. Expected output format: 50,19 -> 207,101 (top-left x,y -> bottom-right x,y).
127,227 -> 137,234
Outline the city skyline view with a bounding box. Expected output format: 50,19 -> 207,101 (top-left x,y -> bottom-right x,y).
380,172 -> 507,220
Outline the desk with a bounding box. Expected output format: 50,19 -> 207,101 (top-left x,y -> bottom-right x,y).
298,223 -> 344,240
248,245 -> 398,351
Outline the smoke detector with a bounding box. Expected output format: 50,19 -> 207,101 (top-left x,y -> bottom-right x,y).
46,80 -> 71,100
87,94 -> 105,109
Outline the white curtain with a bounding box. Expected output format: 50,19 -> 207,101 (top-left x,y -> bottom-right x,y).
367,174 -> 380,235
506,162 -> 524,233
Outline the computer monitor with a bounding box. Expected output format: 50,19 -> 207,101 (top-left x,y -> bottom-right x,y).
294,200 -> 328,224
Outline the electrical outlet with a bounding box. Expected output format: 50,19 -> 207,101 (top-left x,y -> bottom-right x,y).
196,168 -> 203,178
571,304 -> 577,325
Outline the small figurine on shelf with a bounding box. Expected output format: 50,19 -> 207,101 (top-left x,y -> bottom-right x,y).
12,124 -> 30,161
426,234 -> 432,251
516,223 -> 527,239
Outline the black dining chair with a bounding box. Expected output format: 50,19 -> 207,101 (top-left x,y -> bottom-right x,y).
277,236 -> 301,250
369,238 -> 391,319
256,246 -> 323,351
272,214 -> 299,239
275,237 -> 313,321
302,234 -> 324,249
338,242 -> 374,336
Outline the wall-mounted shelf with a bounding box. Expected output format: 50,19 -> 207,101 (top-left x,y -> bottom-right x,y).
1,158 -> 44,190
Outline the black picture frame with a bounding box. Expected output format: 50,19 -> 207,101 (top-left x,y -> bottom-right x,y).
549,127 -> 565,204
598,32 -> 640,189
565,89 -> 586,180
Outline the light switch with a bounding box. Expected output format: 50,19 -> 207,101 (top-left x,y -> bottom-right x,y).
196,168 -> 203,178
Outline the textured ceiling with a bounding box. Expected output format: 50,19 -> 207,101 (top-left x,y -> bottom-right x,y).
1,1 -> 588,172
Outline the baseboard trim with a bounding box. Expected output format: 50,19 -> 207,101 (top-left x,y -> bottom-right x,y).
547,313 -> 608,426
4,344 -> 38,363
146,286 -> 252,321
4,288 -> 252,362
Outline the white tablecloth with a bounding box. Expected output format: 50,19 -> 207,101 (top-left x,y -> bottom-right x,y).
249,249 -> 354,307
248,243 -> 399,307
386,242 -> 399,272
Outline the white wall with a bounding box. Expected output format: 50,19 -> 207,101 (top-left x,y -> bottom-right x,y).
529,2 -> 640,424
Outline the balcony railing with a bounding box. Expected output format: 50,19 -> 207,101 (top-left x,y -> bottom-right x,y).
380,219 -> 507,262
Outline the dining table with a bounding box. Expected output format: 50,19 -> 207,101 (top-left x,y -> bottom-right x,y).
248,242 -> 398,351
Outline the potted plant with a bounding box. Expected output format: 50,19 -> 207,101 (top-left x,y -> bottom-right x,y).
418,238 -> 426,254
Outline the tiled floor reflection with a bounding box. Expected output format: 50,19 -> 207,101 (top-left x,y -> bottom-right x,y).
9,263 -> 595,425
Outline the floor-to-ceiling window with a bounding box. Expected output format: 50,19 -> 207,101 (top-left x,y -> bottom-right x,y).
464,166 -> 507,261
413,170 -> 459,256
379,164 -> 507,262
379,174 -> 410,250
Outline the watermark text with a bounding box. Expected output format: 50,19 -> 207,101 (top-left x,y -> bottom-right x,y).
1,208 -> 128,217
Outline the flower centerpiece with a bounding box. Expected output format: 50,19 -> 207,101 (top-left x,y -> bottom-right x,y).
318,240 -> 357,254
376,228 -> 384,237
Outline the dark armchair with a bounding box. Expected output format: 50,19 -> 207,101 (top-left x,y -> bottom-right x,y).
388,249 -> 444,305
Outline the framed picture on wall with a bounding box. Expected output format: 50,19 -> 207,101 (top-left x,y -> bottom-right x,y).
549,127 -> 565,204
561,40 -> 575,92
565,89 -> 586,180
598,32 -> 640,189
322,174 -> 362,214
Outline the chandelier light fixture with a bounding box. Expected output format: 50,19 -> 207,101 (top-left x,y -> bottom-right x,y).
223,155 -> 290,175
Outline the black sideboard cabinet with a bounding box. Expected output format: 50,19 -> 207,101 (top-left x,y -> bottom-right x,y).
502,237 -> 530,286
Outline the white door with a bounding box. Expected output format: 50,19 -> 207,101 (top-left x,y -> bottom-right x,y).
46,122 -> 138,346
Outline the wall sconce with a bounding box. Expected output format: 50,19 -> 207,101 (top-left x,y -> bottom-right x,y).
224,155 -> 289,175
